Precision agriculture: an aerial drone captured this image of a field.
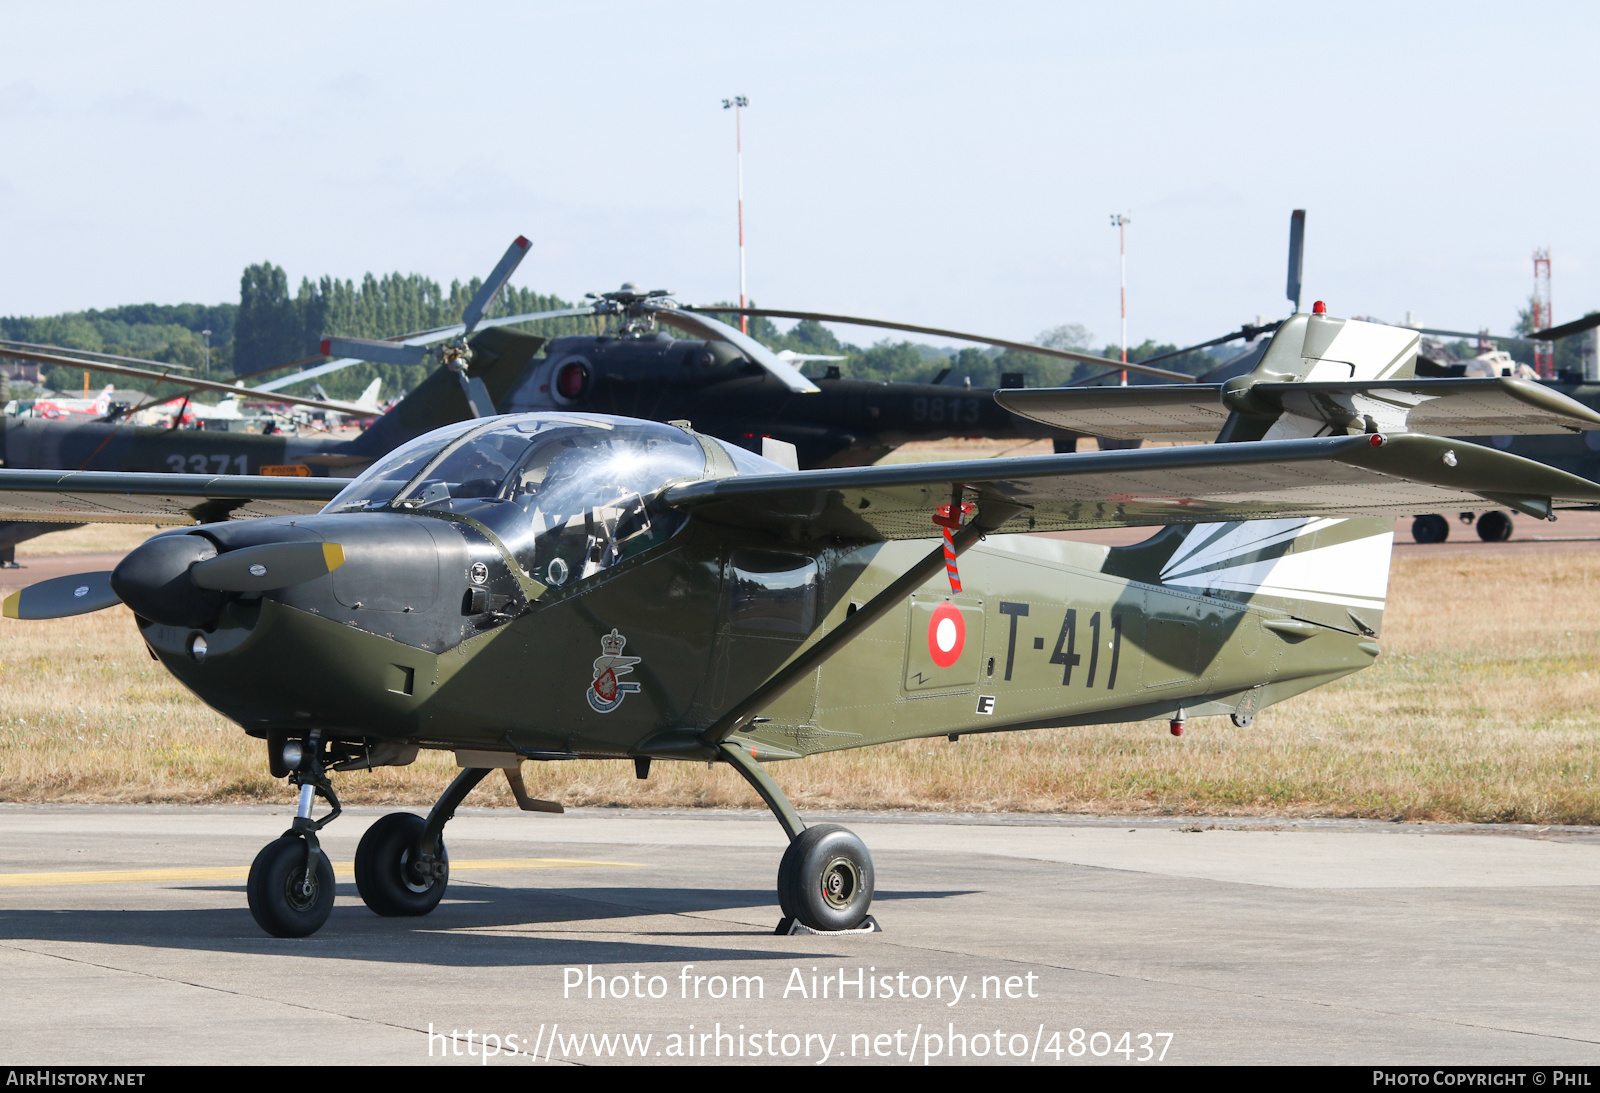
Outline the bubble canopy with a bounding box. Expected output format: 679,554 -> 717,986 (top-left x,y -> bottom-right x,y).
323,414 -> 710,587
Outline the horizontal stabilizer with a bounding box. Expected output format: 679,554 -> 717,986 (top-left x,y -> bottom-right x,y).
998,376 -> 1600,441
664,433 -> 1600,541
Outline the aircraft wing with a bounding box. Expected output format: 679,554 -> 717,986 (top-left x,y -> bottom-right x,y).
998,377 -> 1600,442
994,384 -> 1231,442
662,433 -> 1600,540
0,470 -> 353,525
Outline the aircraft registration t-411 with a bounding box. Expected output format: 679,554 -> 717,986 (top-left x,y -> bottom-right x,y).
5,309 -> 1600,938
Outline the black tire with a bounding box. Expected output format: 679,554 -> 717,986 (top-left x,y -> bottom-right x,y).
1411,514 -> 1450,544
1476,510 -> 1514,542
247,835 -> 335,938
777,824 -> 875,931
354,812 -> 448,917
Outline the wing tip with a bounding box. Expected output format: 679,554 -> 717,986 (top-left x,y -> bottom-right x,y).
1,592 -> 17,619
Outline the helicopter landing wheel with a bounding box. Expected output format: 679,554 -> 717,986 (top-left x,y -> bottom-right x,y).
354,812 -> 449,917
777,824 -> 875,932
247,835 -> 335,938
1476,511 -> 1514,542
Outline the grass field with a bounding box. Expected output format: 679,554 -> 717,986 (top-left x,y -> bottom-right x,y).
1,544 -> 1596,822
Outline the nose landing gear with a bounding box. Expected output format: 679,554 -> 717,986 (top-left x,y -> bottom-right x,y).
247,760 -> 342,938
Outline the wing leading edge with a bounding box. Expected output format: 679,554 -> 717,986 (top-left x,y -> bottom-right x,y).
0,470 -> 353,524
663,433 -> 1600,540
996,377 -> 1600,443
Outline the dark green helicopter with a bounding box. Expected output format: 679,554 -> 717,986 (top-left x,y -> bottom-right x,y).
6,308 -> 1600,939
0,238 -> 557,562
306,250 -> 1213,468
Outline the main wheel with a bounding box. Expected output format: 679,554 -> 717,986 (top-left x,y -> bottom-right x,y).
777,824 -> 875,932
1411,514 -> 1450,544
354,812 -> 449,917
247,835 -> 335,938
1476,510 -> 1514,542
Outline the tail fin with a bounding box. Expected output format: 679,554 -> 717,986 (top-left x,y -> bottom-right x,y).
352,378 -> 382,414
1108,312 -> 1412,636
1149,515 -> 1392,636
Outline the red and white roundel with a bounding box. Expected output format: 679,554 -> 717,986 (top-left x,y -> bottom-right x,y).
927,603 -> 965,668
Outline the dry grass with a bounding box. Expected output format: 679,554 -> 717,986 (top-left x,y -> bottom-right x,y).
16,524 -> 166,555
0,549 -> 1597,823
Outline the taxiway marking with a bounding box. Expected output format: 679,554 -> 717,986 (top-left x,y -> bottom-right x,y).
0,857 -> 645,888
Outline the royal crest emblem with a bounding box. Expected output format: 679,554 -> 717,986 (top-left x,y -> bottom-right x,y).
587,628 -> 642,713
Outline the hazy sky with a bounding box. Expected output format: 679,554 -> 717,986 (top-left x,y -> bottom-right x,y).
2,1 -> 1596,350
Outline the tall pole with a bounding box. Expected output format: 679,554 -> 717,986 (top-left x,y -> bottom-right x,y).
1109,214 -> 1131,385
723,96 -> 750,334
202,329 -> 211,379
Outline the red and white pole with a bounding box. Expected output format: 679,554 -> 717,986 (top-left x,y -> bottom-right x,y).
724,95 -> 751,334
1110,213 -> 1131,385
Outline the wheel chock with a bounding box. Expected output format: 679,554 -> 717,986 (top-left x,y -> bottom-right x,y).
774,914 -> 882,936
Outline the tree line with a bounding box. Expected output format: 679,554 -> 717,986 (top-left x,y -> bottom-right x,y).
2,261 -> 1232,403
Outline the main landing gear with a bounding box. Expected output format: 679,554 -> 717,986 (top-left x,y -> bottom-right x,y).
246,737 -> 491,938
718,742 -> 878,934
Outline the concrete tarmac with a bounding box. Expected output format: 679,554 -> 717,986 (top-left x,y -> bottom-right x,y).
2,804 -> 1598,1066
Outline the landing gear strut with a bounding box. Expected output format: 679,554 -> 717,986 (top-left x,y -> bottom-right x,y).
247,746 -> 342,938
718,742 -> 878,933
355,767 -> 490,917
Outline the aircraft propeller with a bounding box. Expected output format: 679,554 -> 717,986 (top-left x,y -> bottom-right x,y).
2,539 -> 344,623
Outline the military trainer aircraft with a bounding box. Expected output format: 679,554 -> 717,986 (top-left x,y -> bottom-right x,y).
5,306 -> 1600,938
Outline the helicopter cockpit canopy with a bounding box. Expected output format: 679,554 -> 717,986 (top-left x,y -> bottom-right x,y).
323,414 -> 708,588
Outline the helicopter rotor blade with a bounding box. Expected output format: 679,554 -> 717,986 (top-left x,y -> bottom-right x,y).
258,306 -> 602,395
2,571 -> 119,619
0,340 -> 193,372
188,541 -> 345,592
1412,327 -> 1535,344
318,336 -> 431,367
686,306 -> 1193,383
460,236 -> 533,337
648,306 -> 822,393
1130,320 -> 1285,368
1528,312 -> 1600,343
1286,209 -> 1305,313
458,372 -> 497,418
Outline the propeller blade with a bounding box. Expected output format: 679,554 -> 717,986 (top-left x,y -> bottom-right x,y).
686,306 -> 1193,383
1530,312 -> 1600,343
318,336 -> 430,367
649,306 -> 822,393
2,572 -> 119,619
460,236 -> 532,336
188,542 -> 345,593
458,372 -> 497,418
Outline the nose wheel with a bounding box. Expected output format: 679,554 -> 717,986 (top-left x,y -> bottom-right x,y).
247,835 -> 335,938
247,746 -> 342,938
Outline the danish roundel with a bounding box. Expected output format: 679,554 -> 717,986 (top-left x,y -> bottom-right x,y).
927,602 -> 965,668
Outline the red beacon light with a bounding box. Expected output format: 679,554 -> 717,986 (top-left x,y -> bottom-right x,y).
1312,300 -> 1327,314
